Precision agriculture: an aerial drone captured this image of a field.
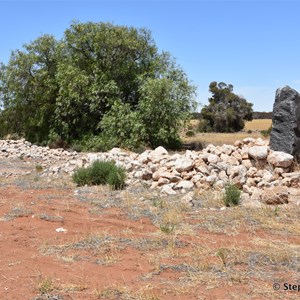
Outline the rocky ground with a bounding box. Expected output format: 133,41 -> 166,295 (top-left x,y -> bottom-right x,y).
0,138 -> 300,299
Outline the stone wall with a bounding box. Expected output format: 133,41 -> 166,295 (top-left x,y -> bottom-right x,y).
1,138 -> 299,205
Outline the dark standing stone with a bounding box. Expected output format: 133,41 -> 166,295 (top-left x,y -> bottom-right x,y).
270,86 -> 300,159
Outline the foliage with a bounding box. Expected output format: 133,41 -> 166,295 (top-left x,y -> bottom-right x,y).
0,21 -> 196,149
138,67 -> 196,149
99,100 -> 146,151
197,119 -> 213,133
260,126 -> 272,138
107,166 -> 126,190
223,183 -> 241,207
72,160 -> 126,190
159,223 -> 176,234
0,35 -> 59,142
185,130 -> 195,137
35,164 -> 43,172
200,81 -> 253,132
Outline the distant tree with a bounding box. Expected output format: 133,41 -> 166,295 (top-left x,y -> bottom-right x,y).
200,81 -> 253,132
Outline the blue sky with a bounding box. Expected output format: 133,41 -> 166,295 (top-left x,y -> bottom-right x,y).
1,0 -> 300,112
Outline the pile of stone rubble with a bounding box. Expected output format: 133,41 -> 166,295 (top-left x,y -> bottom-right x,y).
1,137 -> 299,205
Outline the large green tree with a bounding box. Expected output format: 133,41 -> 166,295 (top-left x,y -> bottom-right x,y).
200,81 -> 253,132
54,22 -> 160,140
0,35 -> 59,142
0,21 -> 196,149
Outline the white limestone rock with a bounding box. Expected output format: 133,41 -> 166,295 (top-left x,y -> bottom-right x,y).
248,146 -> 269,160
161,184 -> 176,195
267,151 -> 294,168
174,157 -> 195,173
176,180 -> 194,190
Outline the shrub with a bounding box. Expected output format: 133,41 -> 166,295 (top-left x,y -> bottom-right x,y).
71,144 -> 83,153
185,130 -> 195,137
260,126 -> 272,138
72,160 -> 126,190
223,183 -> 241,207
108,167 -> 126,190
197,119 -> 212,133
160,223 -> 176,234
72,167 -> 91,186
35,164 -> 43,172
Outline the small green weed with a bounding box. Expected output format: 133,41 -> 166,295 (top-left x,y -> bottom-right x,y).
35,164 -> 43,172
260,126 -> 272,137
224,183 -> 241,207
37,276 -> 55,294
160,223 -> 176,234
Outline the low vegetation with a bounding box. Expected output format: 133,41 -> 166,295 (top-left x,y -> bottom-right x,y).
72,160 -> 126,190
223,183 -> 241,207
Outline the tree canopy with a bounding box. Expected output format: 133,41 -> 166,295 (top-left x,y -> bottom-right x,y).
199,81 -> 253,132
0,21 -> 197,150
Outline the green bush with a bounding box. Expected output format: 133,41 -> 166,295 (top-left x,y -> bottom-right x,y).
197,119 -> 213,133
0,22 -> 196,150
260,126 -> 272,138
107,167 -> 126,190
71,144 -> 83,153
223,183 -> 241,207
72,167 -> 90,186
185,130 -> 195,137
72,160 -> 126,190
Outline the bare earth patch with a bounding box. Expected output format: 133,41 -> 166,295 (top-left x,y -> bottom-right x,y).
0,158 -> 299,300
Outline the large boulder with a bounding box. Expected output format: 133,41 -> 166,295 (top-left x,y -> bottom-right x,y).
270,86 -> 300,158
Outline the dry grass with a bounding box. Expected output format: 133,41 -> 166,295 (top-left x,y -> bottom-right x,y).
183,132 -> 268,146
40,231 -> 122,266
35,274 -> 57,294
2,203 -> 32,221
183,119 -> 272,146
94,284 -> 160,300
244,119 -> 272,131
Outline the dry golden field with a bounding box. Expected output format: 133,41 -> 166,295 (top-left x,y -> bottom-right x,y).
183,119 -> 272,146
244,119 -> 272,131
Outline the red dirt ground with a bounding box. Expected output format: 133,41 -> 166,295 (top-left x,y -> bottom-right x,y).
0,160 -> 299,299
